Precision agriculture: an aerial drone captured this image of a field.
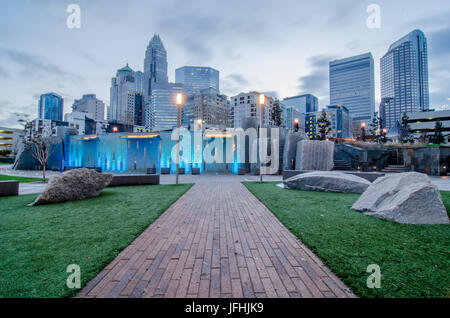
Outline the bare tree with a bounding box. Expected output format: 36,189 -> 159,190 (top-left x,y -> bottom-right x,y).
23,135 -> 56,183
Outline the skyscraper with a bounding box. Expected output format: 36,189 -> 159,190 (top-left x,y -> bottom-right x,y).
72,94 -> 105,121
110,64 -> 138,125
175,66 -> 219,96
143,34 -> 168,98
182,88 -> 229,128
380,29 -> 429,129
146,82 -> 184,131
329,53 -> 375,124
282,94 -> 318,114
38,93 -> 64,121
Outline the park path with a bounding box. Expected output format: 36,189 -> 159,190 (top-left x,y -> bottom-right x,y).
78,182 -> 355,298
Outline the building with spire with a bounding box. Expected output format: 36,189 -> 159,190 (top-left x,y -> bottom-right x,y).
143,34 -> 168,98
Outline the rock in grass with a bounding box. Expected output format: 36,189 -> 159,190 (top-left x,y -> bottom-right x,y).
29,168 -> 113,206
284,171 -> 371,193
352,172 -> 450,224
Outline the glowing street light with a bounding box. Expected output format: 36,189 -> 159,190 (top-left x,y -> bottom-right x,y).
361,122 -> 366,142
176,93 -> 183,185
112,126 -> 118,133
294,118 -> 299,132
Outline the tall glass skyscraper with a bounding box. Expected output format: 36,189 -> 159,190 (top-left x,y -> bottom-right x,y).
282,94 -> 318,114
143,34 -> 168,97
175,66 -> 219,96
380,29 -> 429,129
38,93 -> 64,121
329,53 -> 375,123
146,82 -> 185,131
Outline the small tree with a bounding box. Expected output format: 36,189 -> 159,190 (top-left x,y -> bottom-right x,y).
23,135 -> 56,182
271,100 -> 283,127
400,112 -> 414,143
317,110 -> 332,141
430,120 -> 445,145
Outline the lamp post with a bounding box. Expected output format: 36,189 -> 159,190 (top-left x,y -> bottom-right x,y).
361,122 -> 366,142
259,94 -> 265,183
176,93 -> 182,185
294,118 -> 299,132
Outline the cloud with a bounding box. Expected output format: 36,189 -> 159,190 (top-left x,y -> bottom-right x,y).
0,47 -> 71,78
0,100 -> 34,128
297,55 -> 336,102
0,66 -> 9,78
428,27 -> 450,58
226,74 -> 249,86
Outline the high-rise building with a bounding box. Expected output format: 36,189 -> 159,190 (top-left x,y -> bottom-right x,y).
182,88 -> 229,129
143,34 -> 168,97
135,71 -> 143,94
175,66 -> 219,96
146,82 -> 185,131
72,94 -> 105,121
380,29 -> 429,129
110,64 -> 138,125
134,93 -> 144,126
282,94 -> 318,114
38,93 -> 64,121
329,53 -> 375,124
230,92 -> 275,128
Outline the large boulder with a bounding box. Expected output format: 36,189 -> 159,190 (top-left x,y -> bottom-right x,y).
30,168 -> 113,206
352,172 -> 450,224
295,140 -> 335,171
282,131 -> 308,170
284,171 -> 371,193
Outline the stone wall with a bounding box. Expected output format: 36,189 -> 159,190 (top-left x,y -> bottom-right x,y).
402,146 -> 450,176
295,140 -> 334,171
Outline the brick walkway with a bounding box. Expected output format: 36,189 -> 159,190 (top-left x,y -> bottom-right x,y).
78,182 -> 355,298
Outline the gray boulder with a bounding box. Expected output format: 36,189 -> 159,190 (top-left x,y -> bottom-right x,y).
282,131 -> 308,170
352,172 -> 450,224
295,140 -> 335,171
284,171 -> 371,193
30,168 -> 113,206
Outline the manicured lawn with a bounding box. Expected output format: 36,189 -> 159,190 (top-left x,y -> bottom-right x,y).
243,182 -> 450,298
0,174 -> 47,183
0,184 -> 192,297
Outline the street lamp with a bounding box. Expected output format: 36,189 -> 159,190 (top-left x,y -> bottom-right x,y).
294,118 -> 299,132
361,122 -> 366,142
176,93 -> 183,185
259,94 -> 265,182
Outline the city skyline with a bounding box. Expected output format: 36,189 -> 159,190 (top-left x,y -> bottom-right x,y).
0,0 -> 449,128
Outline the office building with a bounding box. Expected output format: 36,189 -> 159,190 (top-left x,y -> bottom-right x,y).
38,93 -> 64,121
110,64 -> 138,125
380,29 -> 429,129
72,94 -> 105,121
282,94 -> 318,114
175,66 -> 219,96
230,92 -> 275,128
283,105 -> 304,131
182,88 -> 229,129
329,53 -> 375,124
146,82 -> 185,131
143,34 -> 168,97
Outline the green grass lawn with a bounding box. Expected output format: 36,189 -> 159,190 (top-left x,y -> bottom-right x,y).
0,184 -> 192,297
243,182 -> 450,298
0,174 -> 47,183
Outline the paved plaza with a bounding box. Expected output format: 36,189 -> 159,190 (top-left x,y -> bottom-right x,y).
77,181 -> 355,298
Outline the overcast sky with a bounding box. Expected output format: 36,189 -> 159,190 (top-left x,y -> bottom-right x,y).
0,0 -> 449,128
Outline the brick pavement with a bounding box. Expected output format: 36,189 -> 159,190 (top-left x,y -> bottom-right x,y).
78,182 -> 355,298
